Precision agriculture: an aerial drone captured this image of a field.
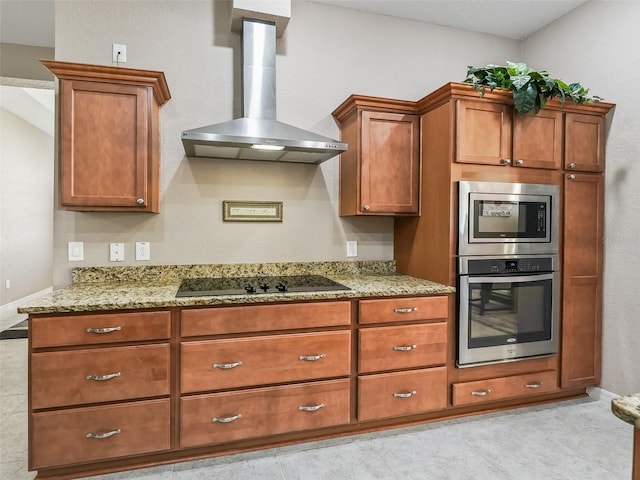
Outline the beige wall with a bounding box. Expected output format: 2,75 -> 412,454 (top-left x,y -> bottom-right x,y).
0,85 -> 54,306
51,0 -> 521,288
0,43 -> 54,81
524,1 -> 640,396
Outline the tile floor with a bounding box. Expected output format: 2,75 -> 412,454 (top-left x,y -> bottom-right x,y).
1,336 -> 633,480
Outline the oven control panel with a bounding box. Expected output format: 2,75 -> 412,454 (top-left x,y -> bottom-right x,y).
461,256 -> 556,275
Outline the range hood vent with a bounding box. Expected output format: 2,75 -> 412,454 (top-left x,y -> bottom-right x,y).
181,18 -> 347,164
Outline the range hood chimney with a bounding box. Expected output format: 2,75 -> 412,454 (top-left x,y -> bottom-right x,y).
181,16 -> 347,164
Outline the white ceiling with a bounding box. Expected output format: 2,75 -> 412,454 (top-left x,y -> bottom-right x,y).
0,0 -> 587,48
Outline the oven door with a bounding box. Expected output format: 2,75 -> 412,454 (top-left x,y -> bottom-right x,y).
458,272 -> 559,367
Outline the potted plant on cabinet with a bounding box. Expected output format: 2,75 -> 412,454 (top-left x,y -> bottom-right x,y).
464,61 -> 602,115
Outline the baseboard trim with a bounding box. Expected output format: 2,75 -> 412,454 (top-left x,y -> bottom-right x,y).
0,287 -> 52,330
587,386 -> 620,401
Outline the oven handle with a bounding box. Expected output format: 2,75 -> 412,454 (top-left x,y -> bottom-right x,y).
465,272 -> 556,285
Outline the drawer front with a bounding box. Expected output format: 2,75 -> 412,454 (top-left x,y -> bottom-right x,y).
359,296 -> 448,324
31,311 -> 171,348
359,322 -> 447,373
31,344 -> 170,409
31,399 -> 170,469
180,379 -> 351,447
181,331 -> 350,393
358,367 -> 447,421
181,301 -> 351,337
451,370 -> 558,406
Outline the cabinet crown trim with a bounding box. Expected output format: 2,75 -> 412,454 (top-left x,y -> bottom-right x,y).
41,60 -> 171,106
332,94 -> 418,123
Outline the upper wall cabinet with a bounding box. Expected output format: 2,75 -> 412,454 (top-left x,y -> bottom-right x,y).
42,61 -> 171,213
455,99 -> 563,170
333,95 -> 420,216
564,113 -> 606,172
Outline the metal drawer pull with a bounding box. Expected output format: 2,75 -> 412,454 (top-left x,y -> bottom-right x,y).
299,354 -> 326,361
86,372 -> 121,381
298,403 -> 325,412
86,326 -> 122,334
394,307 -> 417,314
393,391 -> 417,398
525,381 -> 543,389
212,413 -> 242,423
212,361 -> 243,369
393,344 -> 417,352
86,428 -> 121,439
471,389 -> 492,396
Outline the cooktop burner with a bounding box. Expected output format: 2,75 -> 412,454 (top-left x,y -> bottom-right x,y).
175,275 -> 350,297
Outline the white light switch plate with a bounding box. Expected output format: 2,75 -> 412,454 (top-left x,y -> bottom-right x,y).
346,240 -> 358,257
68,242 -> 84,261
110,243 -> 125,262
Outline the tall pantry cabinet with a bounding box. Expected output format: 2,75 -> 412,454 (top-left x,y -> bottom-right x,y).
393,82 -> 613,391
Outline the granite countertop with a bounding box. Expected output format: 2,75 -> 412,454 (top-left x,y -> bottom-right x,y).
17,261 -> 455,315
612,392 -> 640,428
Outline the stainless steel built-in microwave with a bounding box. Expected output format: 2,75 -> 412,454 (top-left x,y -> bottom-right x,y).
458,181 -> 559,256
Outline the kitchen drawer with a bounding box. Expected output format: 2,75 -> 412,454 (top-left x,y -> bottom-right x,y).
181,331 -> 350,393
359,296 -> 448,325
31,399 -> 170,469
31,311 -> 171,348
359,322 -> 447,373
181,301 -> 351,337
180,379 -> 351,447
451,370 -> 558,406
358,367 -> 447,421
31,344 -> 170,409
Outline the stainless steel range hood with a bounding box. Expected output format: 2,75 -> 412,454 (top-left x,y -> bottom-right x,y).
181,18 -> 347,164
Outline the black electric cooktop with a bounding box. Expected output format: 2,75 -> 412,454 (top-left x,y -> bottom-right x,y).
175,275 -> 350,297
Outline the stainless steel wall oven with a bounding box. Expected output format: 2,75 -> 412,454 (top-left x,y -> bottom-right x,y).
457,254 -> 560,367
457,181 -> 561,367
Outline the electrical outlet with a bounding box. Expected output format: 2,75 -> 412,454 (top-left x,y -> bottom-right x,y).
346,240 -> 358,257
112,43 -> 127,63
109,243 -> 125,262
5,279 -> 10,289
135,242 -> 150,261
68,242 -> 84,261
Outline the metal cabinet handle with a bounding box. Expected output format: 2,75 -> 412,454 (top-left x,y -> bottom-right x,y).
86,372 -> 121,381
567,162 -> 576,169
394,307 -> 417,314
363,204 -> 370,211
86,428 -> 121,439
212,413 -> 242,423
501,158 -> 512,165
299,354 -> 326,361
86,326 -> 122,334
525,381 -> 543,389
136,198 -> 145,205
567,174 -> 576,180
471,389 -> 492,396
393,344 -> 417,352
393,390 -> 417,398
298,403 -> 325,412
212,361 -> 243,369
515,159 -> 524,165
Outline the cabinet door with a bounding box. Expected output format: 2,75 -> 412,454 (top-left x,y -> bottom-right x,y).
360,111 -> 419,214
59,80 -> 153,211
455,99 -> 512,166
512,109 -> 563,169
565,113 -> 605,172
561,173 -> 603,388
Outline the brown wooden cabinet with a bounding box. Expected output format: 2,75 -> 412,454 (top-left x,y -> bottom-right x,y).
561,172 -> 604,388
564,112 -> 606,172
456,98 -> 562,169
332,95 -> 420,215
42,61 -> 171,212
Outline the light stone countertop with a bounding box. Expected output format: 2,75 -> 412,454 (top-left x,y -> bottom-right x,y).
612,392 -> 640,428
17,261 -> 455,315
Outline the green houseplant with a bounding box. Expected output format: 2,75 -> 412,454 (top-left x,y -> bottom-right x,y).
464,61 -> 602,115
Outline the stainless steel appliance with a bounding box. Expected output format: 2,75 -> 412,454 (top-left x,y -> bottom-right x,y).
176,275 -> 350,297
457,254 -> 560,367
458,181 -> 559,256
